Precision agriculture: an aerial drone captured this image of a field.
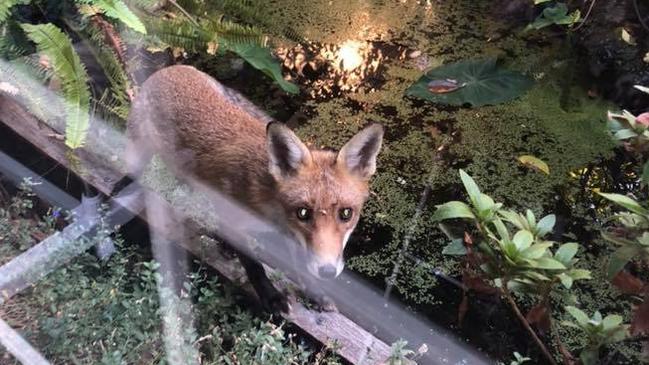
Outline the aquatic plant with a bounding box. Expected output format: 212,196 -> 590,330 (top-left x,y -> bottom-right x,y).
406,58 -> 534,107
433,169 -> 594,364
562,306 -> 629,365
525,2 -> 581,31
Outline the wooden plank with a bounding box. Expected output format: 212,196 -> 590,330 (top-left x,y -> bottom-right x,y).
0,317 -> 50,365
0,94 -> 397,364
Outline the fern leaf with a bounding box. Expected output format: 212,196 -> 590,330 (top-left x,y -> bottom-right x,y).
0,0 -> 26,24
21,23 -> 91,149
78,0 -> 147,34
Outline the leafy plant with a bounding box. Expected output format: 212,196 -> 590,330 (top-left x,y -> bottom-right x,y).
598,192 -> 649,279
434,170 -> 590,293
79,0 -> 147,34
433,169 -> 592,365
606,85 -> 649,184
21,23 -> 92,149
525,2 -> 581,31
406,58 -> 534,107
143,1 -> 298,94
386,339 -> 415,365
498,351 -> 531,365
562,306 -> 629,365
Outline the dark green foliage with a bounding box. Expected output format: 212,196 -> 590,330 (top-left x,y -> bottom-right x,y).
21,22 -> 91,149
406,58 -> 534,107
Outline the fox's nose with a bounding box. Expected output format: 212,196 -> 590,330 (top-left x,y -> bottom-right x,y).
318,265 -> 337,279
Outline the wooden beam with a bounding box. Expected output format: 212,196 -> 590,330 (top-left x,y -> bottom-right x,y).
0,95 -> 398,364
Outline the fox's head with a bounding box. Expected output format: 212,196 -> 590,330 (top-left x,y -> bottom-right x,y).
266,123 -> 383,280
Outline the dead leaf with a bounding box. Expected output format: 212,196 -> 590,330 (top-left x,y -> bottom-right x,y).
518,155 -> 550,175
463,274 -> 498,295
464,231 -> 473,245
612,271 -> 646,295
526,303 -> 551,334
427,78 -> 466,93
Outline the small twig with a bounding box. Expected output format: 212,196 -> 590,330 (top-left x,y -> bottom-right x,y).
502,285 -> 558,365
633,0 -> 649,32
572,0 -> 597,32
167,0 -> 200,27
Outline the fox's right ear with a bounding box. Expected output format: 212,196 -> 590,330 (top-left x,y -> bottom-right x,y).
337,124 -> 384,180
267,122 -> 312,179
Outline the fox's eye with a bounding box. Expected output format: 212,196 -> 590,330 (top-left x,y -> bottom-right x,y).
339,207 -> 353,222
296,207 -> 312,221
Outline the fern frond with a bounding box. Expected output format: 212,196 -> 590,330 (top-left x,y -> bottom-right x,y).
0,58 -> 64,125
145,17 -> 209,52
0,0 -> 26,24
86,23 -> 131,119
77,0 -> 147,34
21,23 -> 91,149
124,0 -> 162,12
204,16 -> 265,49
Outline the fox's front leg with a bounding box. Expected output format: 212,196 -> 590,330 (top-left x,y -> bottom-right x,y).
239,255 -> 290,313
298,275 -> 338,312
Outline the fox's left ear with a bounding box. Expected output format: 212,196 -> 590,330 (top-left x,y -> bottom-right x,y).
337,124 -> 384,180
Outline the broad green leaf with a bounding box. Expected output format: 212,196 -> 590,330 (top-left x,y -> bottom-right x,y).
406,58 -> 534,107
521,242 -> 552,259
442,238 -> 467,256
518,155 -> 550,175
566,306 -> 590,327
86,0 -> 147,34
21,23 -> 91,149
475,193 -> 496,214
614,129 -> 639,140
499,210 -> 528,230
527,3 -> 581,31
555,242 -> 579,265
567,269 -> 591,281
602,315 -> 623,331
0,0 -> 25,23
459,169 -> 481,203
598,192 -> 649,215
537,214 -> 556,237
512,230 -> 534,251
642,160 -> 649,186
558,273 -> 573,289
525,209 -> 536,227
432,201 -> 475,221
493,218 -> 511,241
592,311 -> 603,324
534,0 -> 552,3
534,257 -> 566,270
607,245 -> 639,279
606,326 -> 629,343
229,43 -> 299,94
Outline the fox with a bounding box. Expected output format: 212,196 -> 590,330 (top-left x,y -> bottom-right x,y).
117,65 -> 383,312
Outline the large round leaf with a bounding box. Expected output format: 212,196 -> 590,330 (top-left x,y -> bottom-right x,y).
406,58 -> 534,107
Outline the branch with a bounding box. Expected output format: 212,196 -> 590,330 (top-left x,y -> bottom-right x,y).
502,285 -> 558,365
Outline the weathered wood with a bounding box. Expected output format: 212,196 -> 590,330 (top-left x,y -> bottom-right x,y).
0,318 -> 50,365
0,94 -> 397,364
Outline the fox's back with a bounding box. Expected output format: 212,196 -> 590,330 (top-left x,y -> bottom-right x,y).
127,65 -> 275,207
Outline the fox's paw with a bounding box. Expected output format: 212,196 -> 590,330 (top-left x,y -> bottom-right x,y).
312,294 -> 338,313
259,284 -> 290,314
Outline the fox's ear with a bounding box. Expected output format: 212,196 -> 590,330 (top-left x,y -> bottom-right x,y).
267,122 -> 312,179
337,124 -> 383,180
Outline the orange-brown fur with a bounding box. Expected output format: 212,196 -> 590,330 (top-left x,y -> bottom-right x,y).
124,65 -> 382,283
